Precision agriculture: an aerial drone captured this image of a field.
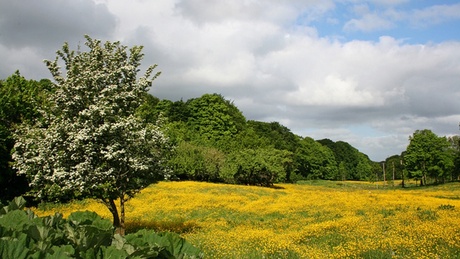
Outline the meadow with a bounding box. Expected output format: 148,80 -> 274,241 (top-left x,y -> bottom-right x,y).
34,180 -> 460,258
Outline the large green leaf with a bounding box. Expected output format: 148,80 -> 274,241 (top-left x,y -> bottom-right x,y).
100,245 -> 129,258
65,211 -> 113,255
27,225 -> 54,242
156,232 -> 204,259
40,212 -> 65,229
0,196 -> 27,215
0,210 -> 31,232
0,234 -> 29,259
111,233 -> 135,255
67,211 -> 113,230
77,247 -> 103,259
64,224 -> 112,253
125,229 -> 203,259
0,197 -> 203,259
47,245 -> 75,259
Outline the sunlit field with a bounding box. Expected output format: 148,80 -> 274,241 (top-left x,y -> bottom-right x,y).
33,180 -> 460,258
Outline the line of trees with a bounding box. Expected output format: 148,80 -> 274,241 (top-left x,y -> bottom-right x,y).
136,93 -> 460,187
382,130 -> 460,186
2,37 -> 460,220
135,92 -> 380,184
0,73 -> 381,201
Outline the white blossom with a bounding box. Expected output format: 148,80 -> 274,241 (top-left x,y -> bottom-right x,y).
13,36 -> 168,206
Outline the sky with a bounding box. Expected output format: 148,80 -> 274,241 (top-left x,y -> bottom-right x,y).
1,0 -> 460,161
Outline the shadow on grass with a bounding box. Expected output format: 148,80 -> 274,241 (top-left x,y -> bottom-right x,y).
125,218 -> 201,235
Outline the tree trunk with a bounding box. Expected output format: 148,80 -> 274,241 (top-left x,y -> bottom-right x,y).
401,170 -> 405,188
392,161 -> 395,187
400,159 -> 405,188
382,162 -> 386,185
106,198 -> 122,235
119,196 -> 126,236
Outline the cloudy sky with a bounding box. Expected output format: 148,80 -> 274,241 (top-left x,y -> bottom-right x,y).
1,0 -> 460,161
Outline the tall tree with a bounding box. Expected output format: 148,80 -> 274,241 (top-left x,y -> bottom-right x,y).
13,36 -> 169,235
447,135 -> 460,181
294,137 -> 338,180
135,92 -> 160,123
186,93 -> 246,148
168,141 -> 225,182
0,72 -> 52,201
247,121 -> 300,152
404,129 -> 454,185
318,139 -> 373,180
221,147 -> 287,186
384,155 -> 405,185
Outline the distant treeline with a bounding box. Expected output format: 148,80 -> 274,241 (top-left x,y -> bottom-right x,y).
1,73 -> 459,202
136,92 -> 383,185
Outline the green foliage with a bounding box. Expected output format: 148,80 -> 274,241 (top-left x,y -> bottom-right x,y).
125,230 -> 202,258
168,141 -> 225,182
383,155 -> 405,182
0,196 -> 27,215
294,137 -> 338,180
416,207 -> 438,221
404,129 -> 455,185
13,35 -> 170,234
0,197 -> 203,259
186,93 -> 246,147
447,135 -> 460,181
222,148 -> 287,186
0,71 -> 52,125
246,120 -> 300,152
139,90 -> 382,186
438,204 -> 455,211
0,72 -> 52,202
136,92 -> 160,123
318,139 -> 373,180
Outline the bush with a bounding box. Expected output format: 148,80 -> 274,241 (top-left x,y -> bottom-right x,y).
0,197 -> 203,258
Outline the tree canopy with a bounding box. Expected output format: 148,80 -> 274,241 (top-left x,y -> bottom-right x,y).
404,129 -> 455,185
0,72 -> 52,202
294,137 -> 338,180
317,139 -> 373,180
12,36 -> 169,235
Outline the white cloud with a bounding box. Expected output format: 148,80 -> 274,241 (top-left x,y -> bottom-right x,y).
410,3 -> 460,27
286,74 -> 380,106
174,0 -> 335,25
1,0 -> 460,161
342,2 -> 460,33
370,0 -> 409,6
344,13 -> 394,32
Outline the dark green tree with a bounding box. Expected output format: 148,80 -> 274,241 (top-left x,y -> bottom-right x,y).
447,135 -> 460,181
247,120 -> 300,152
135,92 -> 160,123
404,129 -> 454,185
221,147 -> 286,186
294,137 -> 338,180
317,139 -> 373,180
384,155 -> 405,185
0,72 -> 52,201
355,153 -> 373,181
168,141 -> 224,182
186,94 -> 246,148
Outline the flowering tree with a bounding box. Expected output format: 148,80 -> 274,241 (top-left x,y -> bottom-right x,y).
13,35 -> 169,235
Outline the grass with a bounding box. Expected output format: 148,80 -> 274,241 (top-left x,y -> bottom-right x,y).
32,180 -> 460,258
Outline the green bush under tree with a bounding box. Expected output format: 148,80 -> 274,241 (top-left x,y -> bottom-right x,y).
0,197 -> 203,258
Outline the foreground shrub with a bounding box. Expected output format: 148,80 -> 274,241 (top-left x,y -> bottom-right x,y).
0,197 -> 203,258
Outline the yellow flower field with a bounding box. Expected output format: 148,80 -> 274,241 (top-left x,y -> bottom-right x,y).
34,181 -> 460,258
